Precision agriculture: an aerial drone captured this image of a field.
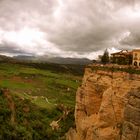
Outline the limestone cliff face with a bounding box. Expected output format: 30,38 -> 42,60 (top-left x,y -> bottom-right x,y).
67,65 -> 140,140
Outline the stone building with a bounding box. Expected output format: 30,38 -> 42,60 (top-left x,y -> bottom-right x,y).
132,49 -> 140,67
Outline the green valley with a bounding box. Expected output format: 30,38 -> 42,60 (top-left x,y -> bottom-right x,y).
0,62 -> 83,140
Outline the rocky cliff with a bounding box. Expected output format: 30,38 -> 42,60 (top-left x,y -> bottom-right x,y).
67,65 -> 140,140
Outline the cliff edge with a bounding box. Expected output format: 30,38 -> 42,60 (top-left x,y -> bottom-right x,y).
67,64 -> 140,140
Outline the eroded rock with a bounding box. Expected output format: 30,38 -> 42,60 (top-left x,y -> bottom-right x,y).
67,66 -> 140,140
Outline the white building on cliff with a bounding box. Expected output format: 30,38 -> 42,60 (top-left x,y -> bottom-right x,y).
132,49 -> 140,67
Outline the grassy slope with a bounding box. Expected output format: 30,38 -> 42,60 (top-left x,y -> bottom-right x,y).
0,62 -> 82,140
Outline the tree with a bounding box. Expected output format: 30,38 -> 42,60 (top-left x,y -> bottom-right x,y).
101,49 -> 109,64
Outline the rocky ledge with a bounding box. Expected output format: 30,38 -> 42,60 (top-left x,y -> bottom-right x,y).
67,64 -> 140,140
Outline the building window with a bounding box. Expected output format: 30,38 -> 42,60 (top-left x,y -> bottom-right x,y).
134,61 -> 137,66
134,53 -> 138,60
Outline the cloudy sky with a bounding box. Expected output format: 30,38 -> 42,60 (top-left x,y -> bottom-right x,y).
0,0 -> 140,59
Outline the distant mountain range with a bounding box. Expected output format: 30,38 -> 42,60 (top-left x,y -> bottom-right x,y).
0,54 -> 92,65
13,55 -> 36,61
38,56 -> 92,65
0,54 -> 14,62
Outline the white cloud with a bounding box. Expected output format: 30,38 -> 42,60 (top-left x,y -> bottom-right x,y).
0,0 -> 140,59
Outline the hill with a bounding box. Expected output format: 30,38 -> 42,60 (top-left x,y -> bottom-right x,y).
37,56 -> 92,65
0,54 -> 86,75
13,55 -> 92,65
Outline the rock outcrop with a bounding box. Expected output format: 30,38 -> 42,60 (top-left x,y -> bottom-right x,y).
67,65 -> 140,140
122,88 -> 140,140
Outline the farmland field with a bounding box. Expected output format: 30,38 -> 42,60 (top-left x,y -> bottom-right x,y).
0,62 -> 83,140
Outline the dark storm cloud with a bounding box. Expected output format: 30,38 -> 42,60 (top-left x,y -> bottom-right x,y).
0,0 -> 140,58
0,42 -> 32,55
45,0 -> 140,52
120,20 -> 140,48
0,0 -> 57,30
